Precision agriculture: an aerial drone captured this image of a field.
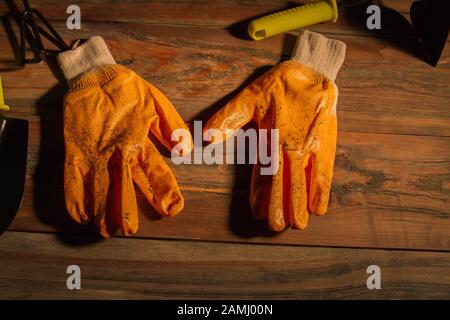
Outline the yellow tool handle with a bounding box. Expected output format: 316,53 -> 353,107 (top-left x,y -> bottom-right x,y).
248,0 -> 338,40
0,75 -> 10,111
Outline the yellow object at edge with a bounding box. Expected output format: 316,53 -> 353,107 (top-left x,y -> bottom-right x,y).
0,75 -> 10,111
248,0 -> 338,40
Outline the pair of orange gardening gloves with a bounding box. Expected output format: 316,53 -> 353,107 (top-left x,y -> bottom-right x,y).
57,31 -> 346,238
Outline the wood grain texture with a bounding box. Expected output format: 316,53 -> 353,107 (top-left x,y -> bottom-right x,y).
1,0 -> 445,44
2,22 -> 450,137
0,0 -> 419,29
9,127 -> 450,250
1,0 -> 449,300
1,5 -> 449,250
1,231 -> 449,299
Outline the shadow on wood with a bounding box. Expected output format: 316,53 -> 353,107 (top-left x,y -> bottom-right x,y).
344,1 -> 429,64
228,135 -> 280,239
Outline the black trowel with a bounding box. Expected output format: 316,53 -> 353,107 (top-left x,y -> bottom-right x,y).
0,75 -> 28,234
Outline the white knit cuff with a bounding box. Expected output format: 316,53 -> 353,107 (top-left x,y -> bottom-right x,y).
57,36 -> 116,83
291,30 -> 346,82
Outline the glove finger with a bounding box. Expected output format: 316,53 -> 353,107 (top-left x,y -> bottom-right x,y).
203,85 -> 260,144
249,163 -> 271,220
64,159 -> 90,224
266,148 -> 286,231
286,151 -> 309,229
107,149 -> 139,236
308,112 -> 336,216
131,139 -> 184,217
85,163 -> 111,238
146,82 -> 193,155
308,154 -> 334,216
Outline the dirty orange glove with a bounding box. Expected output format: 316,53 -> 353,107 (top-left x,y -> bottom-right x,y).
204,30 -> 346,231
58,37 -> 192,238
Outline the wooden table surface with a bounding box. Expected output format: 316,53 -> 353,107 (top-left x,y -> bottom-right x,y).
0,0 -> 449,299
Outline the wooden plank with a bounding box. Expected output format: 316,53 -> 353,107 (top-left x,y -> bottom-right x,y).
4,0 -> 446,45
1,1 -> 449,252
0,231 -> 449,299
2,22 -> 450,137
9,126 -> 450,251
0,0 -> 418,32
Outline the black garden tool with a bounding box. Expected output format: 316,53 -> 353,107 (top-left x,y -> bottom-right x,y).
0,0 -> 68,233
1,0 -> 69,71
410,0 -> 450,66
0,76 -> 28,234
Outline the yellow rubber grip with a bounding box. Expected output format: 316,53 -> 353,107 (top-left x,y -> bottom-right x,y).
248,0 -> 338,40
0,75 -> 10,111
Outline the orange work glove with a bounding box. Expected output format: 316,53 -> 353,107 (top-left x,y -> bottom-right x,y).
57,37 -> 192,238
204,30 -> 346,231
